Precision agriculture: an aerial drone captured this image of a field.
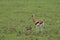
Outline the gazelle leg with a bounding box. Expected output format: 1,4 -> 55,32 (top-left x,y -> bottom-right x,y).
40,26 -> 43,32
41,21 -> 44,27
36,25 -> 40,34
40,22 -> 44,33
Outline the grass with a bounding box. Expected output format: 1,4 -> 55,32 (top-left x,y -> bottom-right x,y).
0,0 -> 60,40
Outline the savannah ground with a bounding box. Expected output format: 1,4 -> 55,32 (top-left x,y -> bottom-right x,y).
0,0 -> 60,40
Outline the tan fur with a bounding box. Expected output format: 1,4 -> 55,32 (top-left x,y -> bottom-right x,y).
31,15 -> 44,25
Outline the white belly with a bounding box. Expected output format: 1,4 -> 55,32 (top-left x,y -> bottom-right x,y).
36,23 -> 40,26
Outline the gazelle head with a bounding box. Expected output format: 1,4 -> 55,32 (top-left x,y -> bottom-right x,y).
30,15 -> 36,23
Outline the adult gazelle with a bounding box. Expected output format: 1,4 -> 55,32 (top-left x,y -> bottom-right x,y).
30,15 -> 44,33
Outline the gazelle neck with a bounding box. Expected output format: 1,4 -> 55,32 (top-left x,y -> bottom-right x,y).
31,16 -> 36,23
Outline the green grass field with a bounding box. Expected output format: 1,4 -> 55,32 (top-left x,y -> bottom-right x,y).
0,0 -> 60,40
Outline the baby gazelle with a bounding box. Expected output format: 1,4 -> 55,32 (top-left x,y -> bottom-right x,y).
26,26 -> 32,31
26,26 -> 32,35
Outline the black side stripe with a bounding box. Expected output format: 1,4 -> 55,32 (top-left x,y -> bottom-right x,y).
35,21 -> 43,25
35,22 -> 39,25
40,21 -> 43,24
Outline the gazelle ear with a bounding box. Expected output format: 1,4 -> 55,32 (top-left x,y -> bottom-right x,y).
29,15 -> 33,20
29,14 -> 35,20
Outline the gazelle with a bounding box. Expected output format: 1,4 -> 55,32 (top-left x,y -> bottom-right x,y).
26,26 -> 32,35
30,15 -> 44,33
